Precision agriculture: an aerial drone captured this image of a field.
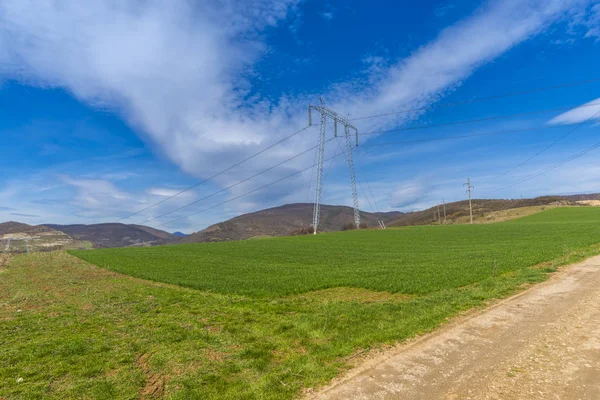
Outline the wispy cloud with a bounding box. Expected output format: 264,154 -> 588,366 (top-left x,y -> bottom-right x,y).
389,182 -> 429,209
10,212 -> 40,218
149,187 -> 193,198
61,176 -> 132,216
569,3 -> 600,39
321,11 -> 334,21
548,97 -> 600,125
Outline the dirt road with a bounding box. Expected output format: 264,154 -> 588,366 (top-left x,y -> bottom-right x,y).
310,256 -> 600,400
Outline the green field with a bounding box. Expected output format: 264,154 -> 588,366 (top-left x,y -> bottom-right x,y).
72,207 -> 600,298
2,207 -> 600,399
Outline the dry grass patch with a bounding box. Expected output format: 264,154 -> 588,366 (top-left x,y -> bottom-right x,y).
292,287 -> 413,304
476,205 -> 559,224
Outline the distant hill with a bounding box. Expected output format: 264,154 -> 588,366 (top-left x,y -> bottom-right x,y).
177,203 -> 402,243
0,221 -> 53,235
0,221 -> 89,252
388,194 -> 600,226
44,223 -> 176,248
6,192 -> 600,250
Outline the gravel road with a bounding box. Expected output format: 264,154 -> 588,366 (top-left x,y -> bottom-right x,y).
310,256 -> 600,399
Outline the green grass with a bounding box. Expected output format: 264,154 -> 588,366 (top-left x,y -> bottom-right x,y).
2,207 -> 600,399
72,207 -> 600,298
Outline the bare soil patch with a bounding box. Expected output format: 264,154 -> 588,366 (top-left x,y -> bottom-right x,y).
136,354 -> 166,399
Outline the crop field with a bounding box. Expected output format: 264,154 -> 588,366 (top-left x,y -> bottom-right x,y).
3,207 -> 600,399
73,207 -> 600,298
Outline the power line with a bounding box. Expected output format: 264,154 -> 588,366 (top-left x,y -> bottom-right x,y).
321,137 -> 343,187
115,99 -> 597,223
138,137 -> 335,225
116,125 -> 312,222
118,102 -> 595,227
139,122 -> 580,227
358,180 -> 375,212
357,101 -> 600,137
155,149 -> 347,228
480,110 -> 600,186
349,77 -> 600,121
354,152 -> 380,213
484,138 -> 600,194
305,138 -> 320,203
140,120 -> 580,224
358,123 -> 573,148
148,119 -> 597,228
108,77 -> 600,222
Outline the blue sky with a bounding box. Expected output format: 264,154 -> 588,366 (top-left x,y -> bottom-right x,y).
1,0 -> 600,233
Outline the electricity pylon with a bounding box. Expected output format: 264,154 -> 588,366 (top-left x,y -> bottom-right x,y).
442,198 -> 447,224
464,178 -> 474,224
308,98 -> 360,234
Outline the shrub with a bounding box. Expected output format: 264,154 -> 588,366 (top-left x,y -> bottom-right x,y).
290,226 -> 314,236
341,223 -> 355,231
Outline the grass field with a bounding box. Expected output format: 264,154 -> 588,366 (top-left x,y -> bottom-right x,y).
72,207 -> 600,298
3,207 -> 600,399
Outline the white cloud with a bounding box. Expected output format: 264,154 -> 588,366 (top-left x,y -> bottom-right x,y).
321,11 -> 334,21
548,97 -> 600,125
585,4 -> 600,38
148,187 -> 196,198
568,3 -> 600,39
389,182 -> 428,209
0,0 -> 595,229
62,176 -> 131,212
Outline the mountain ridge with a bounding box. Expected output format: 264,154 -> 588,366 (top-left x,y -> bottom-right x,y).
44,223 -> 176,248
176,203 -> 402,243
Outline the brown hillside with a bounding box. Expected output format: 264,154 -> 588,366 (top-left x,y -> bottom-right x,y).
178,203 -> 402,243
44,223 -> 176,248
389,194 -> 600,226
0,221 -> 54,235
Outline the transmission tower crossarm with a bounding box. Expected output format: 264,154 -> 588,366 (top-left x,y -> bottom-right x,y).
309,104 -> 359,146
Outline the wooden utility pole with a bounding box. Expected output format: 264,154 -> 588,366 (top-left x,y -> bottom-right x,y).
442,198 -> 447,224
464,178 -> 474,224
437,204 -> 441,224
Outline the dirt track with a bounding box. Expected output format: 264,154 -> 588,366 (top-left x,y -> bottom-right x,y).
310,256 -> 600,400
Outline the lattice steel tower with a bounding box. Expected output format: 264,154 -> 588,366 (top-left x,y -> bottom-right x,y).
308,98 -> 360,234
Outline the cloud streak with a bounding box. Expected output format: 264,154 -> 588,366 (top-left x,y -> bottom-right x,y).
548,97 -> 600,125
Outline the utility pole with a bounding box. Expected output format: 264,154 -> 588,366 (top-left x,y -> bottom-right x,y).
464,178 -> 474,224
442,198 -> 447,224
25,239 -> 30,254
308,98 -> 360,234
437,204 -> 441,224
